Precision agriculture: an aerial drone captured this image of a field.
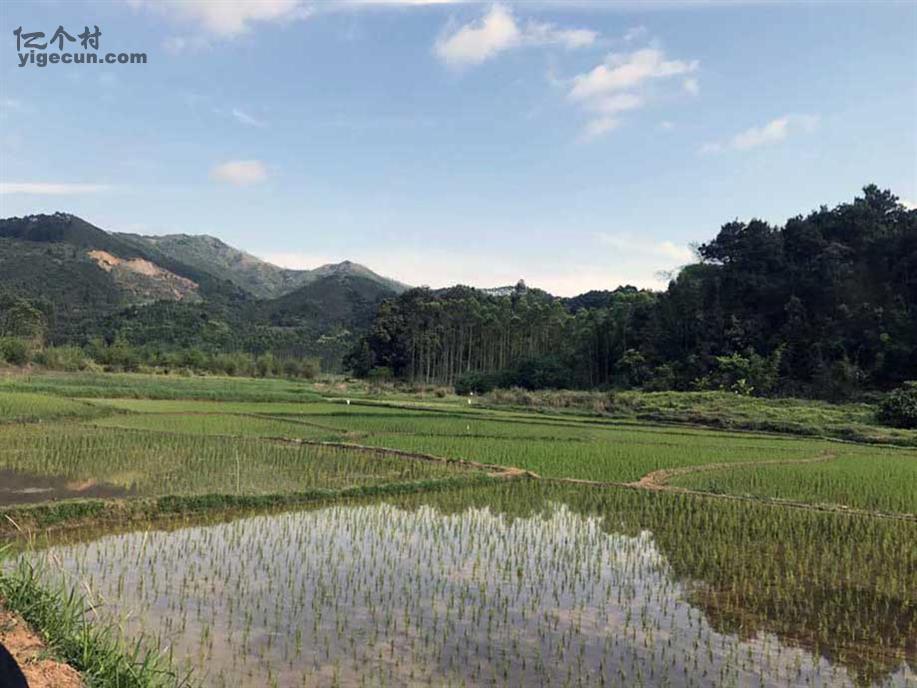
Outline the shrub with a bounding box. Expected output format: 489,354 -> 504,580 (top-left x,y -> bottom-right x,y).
367,366 -> 393,384
0,337 -> 30,365
34,345 -> 93,372
877,384 -> 917,428
455,371 -> 501,396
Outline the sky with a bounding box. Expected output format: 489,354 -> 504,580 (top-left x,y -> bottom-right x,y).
0,0 -> 915,296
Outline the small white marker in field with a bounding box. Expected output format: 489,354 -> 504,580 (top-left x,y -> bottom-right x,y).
346,399 -> 351,406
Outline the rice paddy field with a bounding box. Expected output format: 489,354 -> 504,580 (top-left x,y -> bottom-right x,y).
0,372 -> 915,687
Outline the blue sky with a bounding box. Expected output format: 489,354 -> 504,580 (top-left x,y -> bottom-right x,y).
1,0 -> 915,295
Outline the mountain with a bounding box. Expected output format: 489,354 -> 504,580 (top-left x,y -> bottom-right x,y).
118,233 -> 410,299
0,213 -> 245,303
0,213 -> 405,368
257,272 -> 396,332
0,213 -> 252,338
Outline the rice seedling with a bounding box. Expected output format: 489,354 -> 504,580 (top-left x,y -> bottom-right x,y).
667,446 -> 917,513
16,483 -> 914,688
2,374 -> 914,687
0,424 -> 472,503
0,391 -> 105,423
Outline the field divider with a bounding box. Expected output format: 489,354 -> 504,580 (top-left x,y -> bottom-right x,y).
82,421 -> 540,480
61,421 -> 917,522
627,451 -> 840,491
539,452 -> 917,523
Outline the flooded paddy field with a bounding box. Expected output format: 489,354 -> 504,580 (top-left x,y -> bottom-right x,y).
1,382 -> 915,687
22,483 -> 916,688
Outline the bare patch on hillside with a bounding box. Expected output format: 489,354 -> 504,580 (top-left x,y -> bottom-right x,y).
88,250 -> 199,302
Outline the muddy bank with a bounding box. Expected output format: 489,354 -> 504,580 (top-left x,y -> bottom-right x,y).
0,606 -> 82,688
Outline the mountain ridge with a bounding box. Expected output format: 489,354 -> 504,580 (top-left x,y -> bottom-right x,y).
116,231 -> 410,299
0,213 -> 407,359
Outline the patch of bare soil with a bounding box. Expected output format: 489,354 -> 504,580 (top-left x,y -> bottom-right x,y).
0,606 -> 82,688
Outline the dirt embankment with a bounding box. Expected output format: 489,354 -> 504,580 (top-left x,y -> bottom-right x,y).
0,606 -> 82,688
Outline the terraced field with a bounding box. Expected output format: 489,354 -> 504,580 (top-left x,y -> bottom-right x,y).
0,374 -> 914,687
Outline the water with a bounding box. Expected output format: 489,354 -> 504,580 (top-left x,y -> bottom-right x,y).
0,468 -> 132,506
22,485 -> 916,687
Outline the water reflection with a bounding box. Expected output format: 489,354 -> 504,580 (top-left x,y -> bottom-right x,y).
23,484 -> 916,687
0,468 -> 133,506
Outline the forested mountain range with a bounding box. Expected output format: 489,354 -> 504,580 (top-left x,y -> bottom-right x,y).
116,232 -> 409,299
1,186 -> 914,396
0,213 -> 402,369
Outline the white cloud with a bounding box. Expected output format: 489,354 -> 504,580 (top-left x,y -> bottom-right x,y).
210,160 -> 268,186
435,4 -> 596,67
232,108 -> 267,128
581,116 -> 620,140
570,48 -> 698,101
0,182 -> 110,195
901,198 -> 916,211
126,0 -> 312,38
701,114 -> 819,154
593,93 -> 644,114
577,94 -> 644,141
568,47 -> 698,140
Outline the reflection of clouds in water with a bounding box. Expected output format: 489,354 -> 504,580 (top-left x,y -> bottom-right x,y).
30,501 -> 910,688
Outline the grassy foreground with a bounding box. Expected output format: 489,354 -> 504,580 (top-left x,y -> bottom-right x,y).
0,547 -> 186,687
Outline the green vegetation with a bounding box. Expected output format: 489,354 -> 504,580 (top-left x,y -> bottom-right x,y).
0,423 -> 471,501
14,483 -> 914,688
0,392 -> 103,423
117,233 -> 408,300
0,551 -> 184,687
0,372 -> 322,402
668,449 -> 917,513
2,378 -> 914,517
352,187 -> 917,399
879,383 -> 917,429
0,213 -> 404,373
0,373 -> 914,687
482,388 -> 917,445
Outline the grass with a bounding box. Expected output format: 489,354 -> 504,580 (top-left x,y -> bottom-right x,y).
15,482 -> 916,688
1,372 -> 914,686
668,446 -> 917,513
0,371 -> 322,402
0,423 -> 474,500
0,392 -> 105,424
483,388 -> 917,445
83,398 -> 848,484
0,548 -> 187,687
0,475 -> 498,535
5,384 -> 915,516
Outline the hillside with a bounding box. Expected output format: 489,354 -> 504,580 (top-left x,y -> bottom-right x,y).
0,213 -> 406,369
0,213 -> 244,304
257,272 -> 396,332
0,214 -> 249,339
119,233 -> 410,299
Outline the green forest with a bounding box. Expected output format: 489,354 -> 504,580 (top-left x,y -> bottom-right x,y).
347,186 -> 917,399
1,186 -> 915,405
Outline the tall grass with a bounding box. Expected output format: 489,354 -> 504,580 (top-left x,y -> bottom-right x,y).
0,548 -> 191,687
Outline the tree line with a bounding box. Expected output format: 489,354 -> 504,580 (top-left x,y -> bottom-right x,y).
347,186 -> 916,399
